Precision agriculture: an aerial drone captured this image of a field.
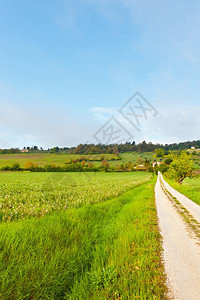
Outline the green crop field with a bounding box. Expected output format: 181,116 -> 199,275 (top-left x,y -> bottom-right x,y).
0,172 -> 167,299
167,176 -> 200,206
0,172 -> 152,222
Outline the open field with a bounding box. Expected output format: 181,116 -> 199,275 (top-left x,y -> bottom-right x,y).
0,177 -> 166,299
191,154 -> 200,169
166,176 -> 200,206
0,153 -> 120,168
0,152 -> 157,169
120,152 -> 155,164
0,172 -> 152,222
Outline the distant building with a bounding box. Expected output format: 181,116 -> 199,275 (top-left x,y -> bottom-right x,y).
21,149 -> 29,153
152,162 -> 163,168
188,147 -> 200,152
134,164 -> 145,170
138,164 -> 145,168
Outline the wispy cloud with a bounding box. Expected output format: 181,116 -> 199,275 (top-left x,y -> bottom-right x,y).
90,106 -> 116,121
0,98 -> 94,148
89,102 -> 200,145
142,105 -> 200,144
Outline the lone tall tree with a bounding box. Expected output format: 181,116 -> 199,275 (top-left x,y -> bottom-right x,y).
166,152 -> 193,183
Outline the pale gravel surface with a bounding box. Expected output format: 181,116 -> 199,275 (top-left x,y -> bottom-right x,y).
155,172 -> 200,300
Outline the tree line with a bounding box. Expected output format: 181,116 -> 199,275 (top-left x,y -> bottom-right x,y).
1,140 -> 200,154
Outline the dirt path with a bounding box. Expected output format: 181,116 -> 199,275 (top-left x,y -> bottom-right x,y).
155,172 -> 200,300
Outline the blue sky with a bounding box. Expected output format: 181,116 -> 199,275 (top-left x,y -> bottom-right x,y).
0,0 -> 200,148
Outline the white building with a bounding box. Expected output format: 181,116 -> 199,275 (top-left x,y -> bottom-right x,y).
152,162 -> 163,168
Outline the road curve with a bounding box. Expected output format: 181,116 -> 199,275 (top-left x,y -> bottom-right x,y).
155,172 -> 200,300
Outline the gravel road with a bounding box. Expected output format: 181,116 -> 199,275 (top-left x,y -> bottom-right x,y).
155,172 -> 200,300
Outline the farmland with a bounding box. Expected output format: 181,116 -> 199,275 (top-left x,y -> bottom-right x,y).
0,172 -> 152,222
0,174 -> 167,299
0,153 -> 120,168
0,152 -> 156,169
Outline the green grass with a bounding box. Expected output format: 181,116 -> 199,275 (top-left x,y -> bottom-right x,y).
191,155 -> 200,169
0,178 -> 166,299
0,153 -> 119,168
0,152 -> 156,168
120,152 -> 155,164
0,172 -> 152,221
165,176 -> 200,206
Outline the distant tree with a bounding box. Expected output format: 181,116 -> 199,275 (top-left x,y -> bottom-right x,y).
81,160 -> 86,166
101,159 -> 110,171
50,147 -> 59,154
144,158 -> 151,171
164,158 -> 173,165
136,157 -> 144,165
24,161 -> 39,171
112,145 -> 119,155
154,148 -> 165,158
2,165 -> 10,171
88,162 -> 94,168
11,163 -> 21,171
124,161 -> 133,171
101,159 -> 108,166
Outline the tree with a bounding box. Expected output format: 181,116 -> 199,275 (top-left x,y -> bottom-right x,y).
24,161 -> 39,171
136,157 -> 144,165
124,162 -> 133,171
164,158 -> 173,165
11,163 -> 21,171
165,152 -> 193,183
101,159 -> 110,171
154,148 -> 165,158
50,147 -> 59,154
88,162 -> 94,168
81,160 -> 86,166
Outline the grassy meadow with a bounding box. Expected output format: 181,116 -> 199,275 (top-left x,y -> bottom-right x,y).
0,153 -> 119,168
191,154 -> 200,169
120,152 -> 155,164
167,176 -> 200,206
0,176 -> 167,299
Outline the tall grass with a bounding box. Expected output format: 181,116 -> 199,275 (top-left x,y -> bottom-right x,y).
0,178 -> 166,299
